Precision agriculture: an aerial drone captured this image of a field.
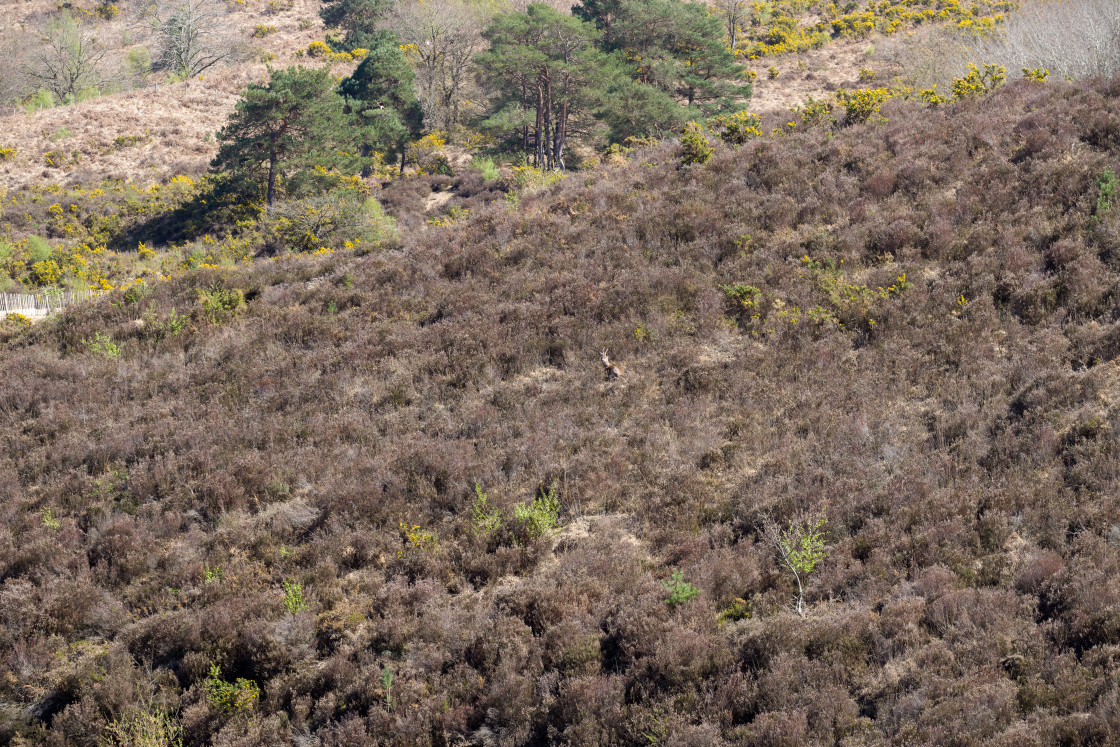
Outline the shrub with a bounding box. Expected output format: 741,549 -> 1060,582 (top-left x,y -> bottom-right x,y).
1022,66 -> 1048,83
680,122 -> 713,166
858,67 -> 876,83
513,481 -> 561,544
251,25 -> 278,38
471,483 -> 502,538
44,149 -> 66,168
196,286 -> 245,323
661,569 -> 699,608
767,515 -> 827,617
306,41 -> 331,58
282,579 -> 309,613
399,521 -> 439,554
113,134 -> 148,149
83,331 -> 121,358
707,111 -> 763,145
101,698 -> 183,747
0,146 -> 14,161
269,192 -> 397,253
41,508 -> 60,530
474,157 -> 500,182
835,88 -> 891,125
951,62 -> 1005,99
124,47 -> 151,81
767,65 -> 780,80
1096,168 -> 1117,219
204,665 -> 260,713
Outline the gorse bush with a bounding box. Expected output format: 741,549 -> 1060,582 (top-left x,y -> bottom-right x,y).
680,122 -> 714,165
835,87 -> 891,124
951,62 -> 1006,98
196,285 -> 245,322
203,665 -> 260,713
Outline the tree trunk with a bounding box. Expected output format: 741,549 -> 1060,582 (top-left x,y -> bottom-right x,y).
534,80 -> 545,168
553,100 -> 567,171
266,152 -> 278,211
543,68 -> 553,171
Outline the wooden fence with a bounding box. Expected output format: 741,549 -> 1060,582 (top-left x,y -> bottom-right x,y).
0,288 -> 107,318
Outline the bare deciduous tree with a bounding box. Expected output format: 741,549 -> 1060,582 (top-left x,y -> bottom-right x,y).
968,0 -> 1120,80
382,0 -> 483,130
145,0 -> 245,77
26,11 -> 110,103
715,0 -> 746,53
0,31 -> 32,107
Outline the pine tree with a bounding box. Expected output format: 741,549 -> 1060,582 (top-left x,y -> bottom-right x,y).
212,66 -> 366,209
338,30 -> 423,174
578,0 -> 750,114
319,0 -> 391,49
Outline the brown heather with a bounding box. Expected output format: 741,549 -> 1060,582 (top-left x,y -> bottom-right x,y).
4,77 -> 1120,745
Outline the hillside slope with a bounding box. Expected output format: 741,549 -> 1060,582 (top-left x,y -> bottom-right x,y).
3,78 -> 1120,745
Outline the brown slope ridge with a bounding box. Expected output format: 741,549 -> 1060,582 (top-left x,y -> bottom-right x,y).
3,77 -> 1120,744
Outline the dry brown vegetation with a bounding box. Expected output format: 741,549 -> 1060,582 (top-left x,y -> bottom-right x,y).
2,74 -> 1120,744
0,0 -> 332,190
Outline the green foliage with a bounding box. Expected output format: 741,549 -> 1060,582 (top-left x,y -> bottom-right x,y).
773,514 -> 827,616
84,331 -> 121,358
203,563 -> 223,583
100,698 -> 182,747
717,597 -> 752,623
767,65 -> 779,79
196,286 -> 245,323
41,508 -> 61,531
1022,66 -> 1048,83
49,127 -> 74,142
282,579 -> 309,614
380,665 -> 393,708
951,62 -> 1005,99
661,569 -> 699,608
513,480 -> 561,544
338,30 -> 423,169
835,88 -> 891,124
474,157 -> 500,182
124,47 -> 152,82
679,122 -> 713,166
45,149 -> 67,168
596,0 -> 751,115
479,5 -> 611,168
707,110 -> 762,145
1096,168 -> 1117,219
269,191 -> 397,253
204,665 -> 260,713
471,483 -> 503,538
0,146 -> 14,161
319,0 -> 392,49
24,89 -> 56,114
212,66 -> 370,208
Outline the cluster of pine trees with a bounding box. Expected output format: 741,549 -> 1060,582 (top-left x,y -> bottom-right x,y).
213,0 -> 752,205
